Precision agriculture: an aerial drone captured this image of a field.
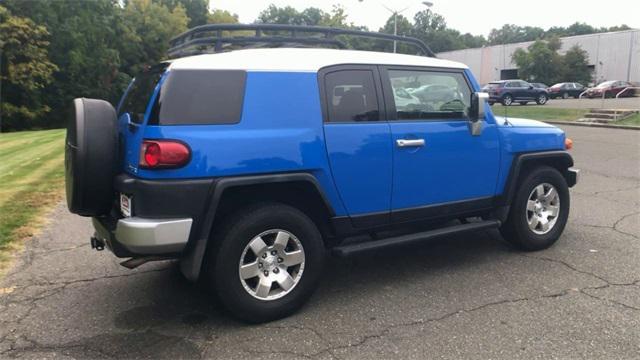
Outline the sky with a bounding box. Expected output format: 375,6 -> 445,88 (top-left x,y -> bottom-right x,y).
208,0 -> 639,37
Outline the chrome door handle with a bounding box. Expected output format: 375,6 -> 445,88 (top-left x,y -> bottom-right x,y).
396,139 -> 425,147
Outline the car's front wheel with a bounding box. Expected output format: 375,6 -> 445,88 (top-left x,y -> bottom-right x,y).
208,203 -> 325,323
500,166 -> 570,251
536,94 -> 548,105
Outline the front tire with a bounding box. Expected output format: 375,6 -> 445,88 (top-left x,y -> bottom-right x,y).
536,94 -> 548,105
500,166 -> 570,251
209,203 -> 325,323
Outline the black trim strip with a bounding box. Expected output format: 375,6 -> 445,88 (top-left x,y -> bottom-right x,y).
333,219 -> 501,257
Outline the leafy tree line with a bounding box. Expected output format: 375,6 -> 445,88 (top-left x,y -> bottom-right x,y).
0,1 -> 631,131
488,23 -> 632,45
512,38 -> 592,85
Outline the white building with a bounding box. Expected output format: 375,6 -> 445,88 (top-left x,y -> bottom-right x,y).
437,29 -> 640,85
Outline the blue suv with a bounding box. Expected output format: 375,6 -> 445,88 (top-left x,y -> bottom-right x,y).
65,25 -> 578,323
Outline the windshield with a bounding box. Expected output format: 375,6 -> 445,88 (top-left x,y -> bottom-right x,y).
118,64 -> 168,124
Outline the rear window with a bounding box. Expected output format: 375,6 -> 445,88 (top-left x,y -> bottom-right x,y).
118,64 -> 167,124
486,83 -> 502,88
148,70 -> 246,125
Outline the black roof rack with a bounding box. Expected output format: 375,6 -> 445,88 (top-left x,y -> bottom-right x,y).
168,23 -> 436,59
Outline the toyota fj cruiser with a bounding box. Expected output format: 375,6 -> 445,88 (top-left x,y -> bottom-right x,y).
65,24 -> 578,323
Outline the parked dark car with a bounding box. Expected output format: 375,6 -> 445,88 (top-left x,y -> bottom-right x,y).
484,80 -> 549,106
531,83 -> 548,90
585,81 -> 635,98
547,82 -> 586,99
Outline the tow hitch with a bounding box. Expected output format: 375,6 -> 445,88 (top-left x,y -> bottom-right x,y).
90,236 -> 105,251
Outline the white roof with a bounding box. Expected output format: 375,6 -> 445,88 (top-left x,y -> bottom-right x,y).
168,48 -> 467,72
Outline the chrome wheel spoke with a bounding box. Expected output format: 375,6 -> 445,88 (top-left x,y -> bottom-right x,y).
528,215 -> 540,229
249,236 -> 268,255
548,205 -> 559,217
276,272 -> 295,291
255,277 -> 272,298
535,184 -> 545,198
544,187 -> 557,202
527,200 -> 537,212
540,218 -> 551,232
283,250 -> 304,267
240,261 -> 260,280
273,231 -> 289,250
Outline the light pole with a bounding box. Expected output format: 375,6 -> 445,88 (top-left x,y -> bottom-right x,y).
359,1 -> 433,53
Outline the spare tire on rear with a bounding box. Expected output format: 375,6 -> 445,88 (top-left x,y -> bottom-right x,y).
65,98 -> 118,216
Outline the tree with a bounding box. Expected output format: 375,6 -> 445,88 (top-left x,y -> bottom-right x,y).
159,0 -> 208,28
0,5 -> 58,131
562,45 -> 592,84
488,24 -> 545,45
512,38 -> 563,85
119,0 -> 189,75
208,9 -> 239,24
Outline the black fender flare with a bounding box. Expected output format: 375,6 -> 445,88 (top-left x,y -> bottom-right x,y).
179,172 -> 335,281
496,150 -> 574,207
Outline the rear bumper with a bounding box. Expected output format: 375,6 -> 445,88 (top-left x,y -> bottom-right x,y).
92,216 -> 192,256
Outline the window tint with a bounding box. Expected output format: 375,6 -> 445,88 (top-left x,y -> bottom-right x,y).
387,70 -> 471,120
118,64 -> 168,124
149,70 -> 246,125
324,70 -> 379,122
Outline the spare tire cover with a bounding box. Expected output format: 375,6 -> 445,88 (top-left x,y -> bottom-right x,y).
65,98 -> 118,216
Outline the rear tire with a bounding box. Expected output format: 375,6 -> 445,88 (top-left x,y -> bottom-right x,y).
501,94 -> 513,106
209,203 -> 325,323
562,92 -> 569,99
500,166 -> 570,251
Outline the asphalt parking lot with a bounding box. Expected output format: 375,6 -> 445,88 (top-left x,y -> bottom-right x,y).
1,125 -> 639,359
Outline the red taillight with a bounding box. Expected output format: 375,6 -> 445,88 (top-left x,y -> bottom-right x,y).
139,140 -> 190,169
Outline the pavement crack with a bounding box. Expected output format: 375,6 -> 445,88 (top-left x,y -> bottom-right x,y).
519,254 -> 611,284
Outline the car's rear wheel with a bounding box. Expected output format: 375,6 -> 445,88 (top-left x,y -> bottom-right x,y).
208,203 -> 325,323
562,92 -> 569,99
536,94 -> 548,105
500,166 -> 570,251
502,94 -> 513,106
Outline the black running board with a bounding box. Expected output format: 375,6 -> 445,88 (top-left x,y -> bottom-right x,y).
332,220 -> 501,257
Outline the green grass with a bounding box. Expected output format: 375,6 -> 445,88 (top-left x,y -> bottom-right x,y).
0,129 -> 66,273
617,113 -> 640,126
490,106 -> 588,122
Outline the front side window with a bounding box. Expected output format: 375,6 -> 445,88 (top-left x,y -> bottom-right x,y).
324,70 -> 380,122
387,69 -> 471,120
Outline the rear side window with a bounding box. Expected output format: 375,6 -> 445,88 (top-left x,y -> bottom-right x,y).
149,70 -> 246,125
118,64 -> 167,124
324,70 -> 380,122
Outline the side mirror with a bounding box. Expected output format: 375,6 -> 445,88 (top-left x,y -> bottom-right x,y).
529,85 -> 534,89
468,92 -> 488,136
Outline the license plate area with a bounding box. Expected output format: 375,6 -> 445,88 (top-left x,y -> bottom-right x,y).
120,193 -> 132,217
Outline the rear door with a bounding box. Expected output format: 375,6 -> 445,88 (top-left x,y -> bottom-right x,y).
321,65 -> 393,227
381,66 -> 500,223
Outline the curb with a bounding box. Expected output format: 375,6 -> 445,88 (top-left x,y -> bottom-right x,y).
542,120 -> 640,130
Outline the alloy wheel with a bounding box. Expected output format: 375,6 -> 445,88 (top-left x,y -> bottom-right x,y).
526,183 -> 560,235
239,229 -> 305,301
